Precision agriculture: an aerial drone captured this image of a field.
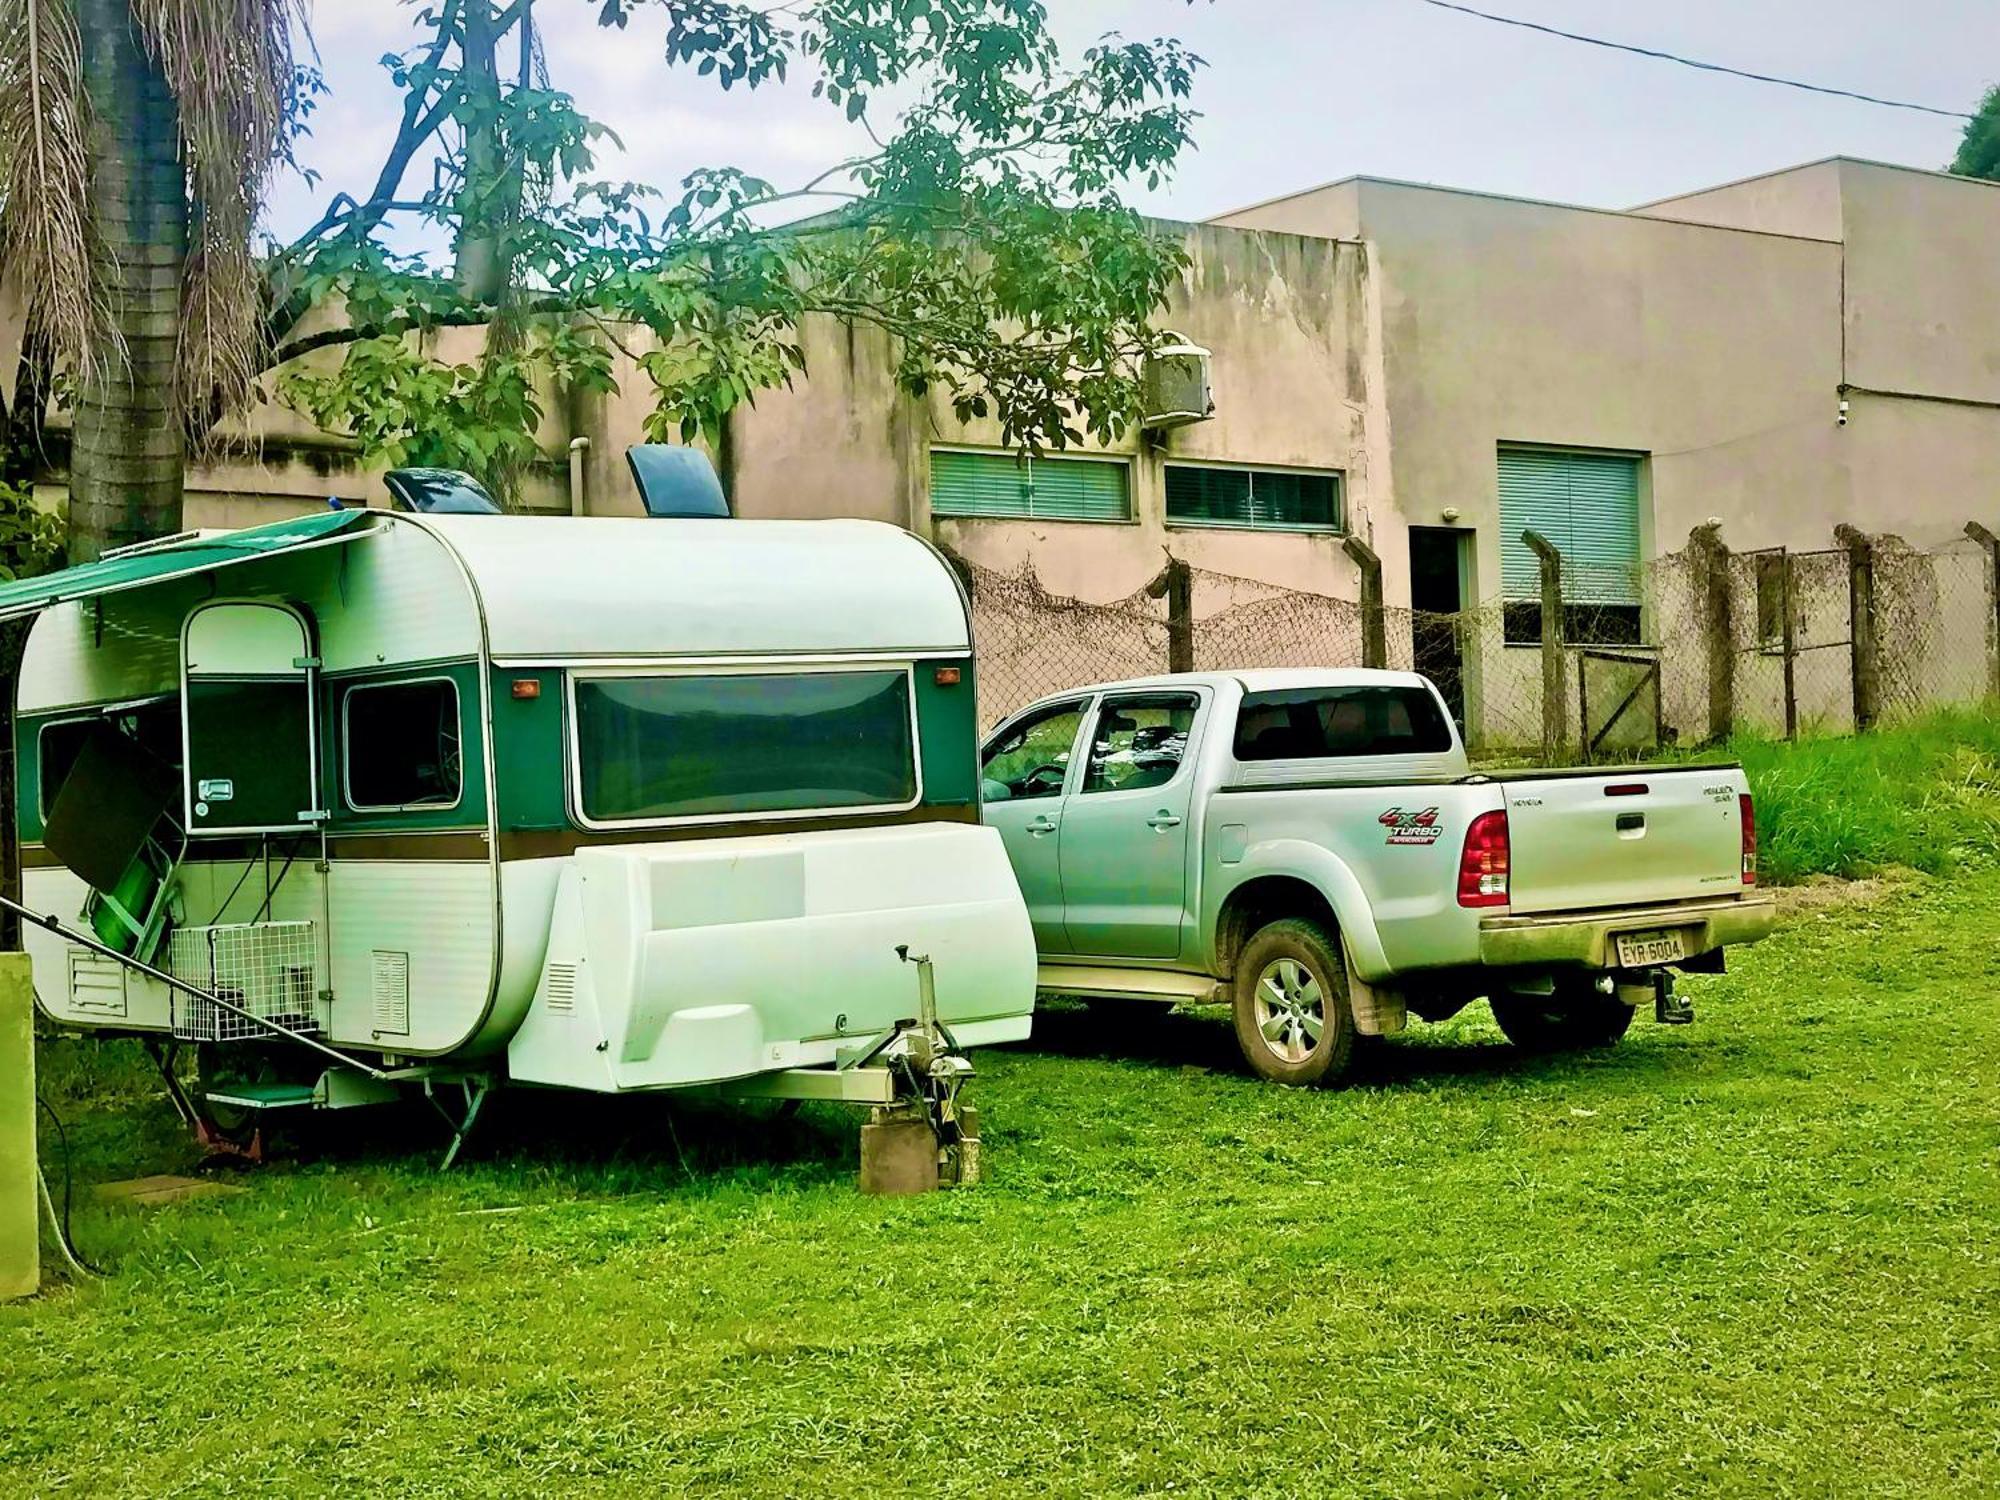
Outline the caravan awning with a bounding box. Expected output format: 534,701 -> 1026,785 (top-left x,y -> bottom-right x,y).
0,509 -> 380,622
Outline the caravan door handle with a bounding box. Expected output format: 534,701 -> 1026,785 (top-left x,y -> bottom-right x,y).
1147,811 -> 1184,830
1026,815 -> 1059,837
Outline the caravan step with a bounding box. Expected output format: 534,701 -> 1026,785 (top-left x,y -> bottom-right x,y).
202,1081 -> 318,1112
1035,965 -> 1225,1004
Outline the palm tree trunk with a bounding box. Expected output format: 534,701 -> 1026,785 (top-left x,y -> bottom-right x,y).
68,0 -> 186,561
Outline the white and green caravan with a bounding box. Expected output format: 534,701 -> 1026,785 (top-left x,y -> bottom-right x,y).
4,500 -> 1033,1164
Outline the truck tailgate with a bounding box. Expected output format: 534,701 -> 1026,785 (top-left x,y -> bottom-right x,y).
1501,768 -> 1746,915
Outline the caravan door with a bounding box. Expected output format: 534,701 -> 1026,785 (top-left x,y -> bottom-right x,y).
181,602 -> 323,835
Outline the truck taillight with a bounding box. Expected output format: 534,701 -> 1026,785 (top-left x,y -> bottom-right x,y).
1457,810 -> 1510,908
1740,793 -> 1757,885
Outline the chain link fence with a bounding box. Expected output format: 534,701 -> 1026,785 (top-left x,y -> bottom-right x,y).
958,521 -> 2000,764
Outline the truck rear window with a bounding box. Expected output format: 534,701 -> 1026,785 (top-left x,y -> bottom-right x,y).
1233,686 -> 1452,760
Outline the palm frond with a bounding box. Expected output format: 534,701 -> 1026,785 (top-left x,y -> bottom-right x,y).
133,0 -> 301,448
0,0 -> 108,389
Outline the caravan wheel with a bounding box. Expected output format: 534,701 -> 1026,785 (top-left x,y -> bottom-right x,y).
192,1045 -> 302,1148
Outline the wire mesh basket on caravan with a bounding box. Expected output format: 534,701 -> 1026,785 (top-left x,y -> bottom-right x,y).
167,922 -> 321,1043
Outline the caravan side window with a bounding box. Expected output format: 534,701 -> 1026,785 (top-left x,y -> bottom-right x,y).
572,668 -> 918,824
342,678 -> 463,811
38,699 -> 181,820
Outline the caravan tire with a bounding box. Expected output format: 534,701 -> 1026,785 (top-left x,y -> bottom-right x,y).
1231,918 -> 1357,1088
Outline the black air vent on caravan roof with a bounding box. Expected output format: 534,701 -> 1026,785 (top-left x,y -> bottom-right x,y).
382,468 -> 502,515
626,445 -> 730,518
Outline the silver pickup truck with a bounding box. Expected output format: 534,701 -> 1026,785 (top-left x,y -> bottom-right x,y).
980,669 -> 1775,1086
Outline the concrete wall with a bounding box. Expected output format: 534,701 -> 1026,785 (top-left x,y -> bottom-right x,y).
1633,159 -> 1848,241
1356,178 -> 1849,577
1839,161 -> 2000,408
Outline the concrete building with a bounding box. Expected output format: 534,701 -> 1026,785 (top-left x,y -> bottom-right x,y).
48,156 -> 2000,734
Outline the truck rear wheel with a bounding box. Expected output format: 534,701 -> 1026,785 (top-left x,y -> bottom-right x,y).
1231,919 -> 1357,1087
1490,977 -> 1636,1053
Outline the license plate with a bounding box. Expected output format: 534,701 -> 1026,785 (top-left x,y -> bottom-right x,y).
1615,928 -> 1688,968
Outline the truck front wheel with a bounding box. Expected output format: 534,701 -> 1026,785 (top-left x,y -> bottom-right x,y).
1489,977 -> 1636,1053
1231,919 -> 1358,1087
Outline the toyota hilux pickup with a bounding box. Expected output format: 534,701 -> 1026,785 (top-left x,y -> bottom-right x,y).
979,669 -> 1775,1085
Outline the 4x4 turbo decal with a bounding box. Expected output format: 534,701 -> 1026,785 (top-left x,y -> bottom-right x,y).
1379,806 -> 1443,846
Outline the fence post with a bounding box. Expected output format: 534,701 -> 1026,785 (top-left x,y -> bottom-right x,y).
1146,557 -> 1194,674
1835,524 -> 1880,731
1689,522 -> 1734,742
1780,550 -> 1799,741
1523,529 -> 1566,762
1342,536 -> 1387,668
1966,522 -> 2000,701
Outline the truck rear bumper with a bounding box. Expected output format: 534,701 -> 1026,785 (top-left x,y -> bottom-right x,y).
1478,894 -> 1776,970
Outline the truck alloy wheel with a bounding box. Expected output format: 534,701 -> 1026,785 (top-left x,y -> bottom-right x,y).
1231,918 -> 1357,1087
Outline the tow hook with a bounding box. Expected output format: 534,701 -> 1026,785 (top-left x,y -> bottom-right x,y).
1654,970 -> 1695,1026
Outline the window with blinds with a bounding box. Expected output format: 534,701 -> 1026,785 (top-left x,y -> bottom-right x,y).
929,449 -> 1131,522
1165,464 -> 1343,532
1498,446 -> 1645,646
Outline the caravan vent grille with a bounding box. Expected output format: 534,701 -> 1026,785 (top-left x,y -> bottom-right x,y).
372,950 -> 411,1036
68,951 -> 129,1018
545,963 -> 576,1015
168,921 -> 320,1042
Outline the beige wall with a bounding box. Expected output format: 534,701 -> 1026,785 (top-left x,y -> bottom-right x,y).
1356,178 -> 1848,578
1838,161 -> 2000,407
1633,159 -> 1847,240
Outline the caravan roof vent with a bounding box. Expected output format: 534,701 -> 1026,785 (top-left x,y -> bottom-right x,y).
627,445 -> 730,519
383,468 -> 502,515
1141,339 -> 1215,432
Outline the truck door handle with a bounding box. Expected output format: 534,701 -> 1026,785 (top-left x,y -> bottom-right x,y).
1026,815 -> 1058,836
1147,812 -> 1184,830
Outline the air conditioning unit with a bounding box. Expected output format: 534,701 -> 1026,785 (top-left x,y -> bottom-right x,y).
1141,339 -> 1215,432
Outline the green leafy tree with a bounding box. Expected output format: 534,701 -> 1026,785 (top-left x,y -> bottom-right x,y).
271,0 -> 1208,499
1950,84 -> 2000,181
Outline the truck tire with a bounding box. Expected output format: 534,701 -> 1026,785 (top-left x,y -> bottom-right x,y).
1231,918 -> 1358,1087
1489,978 -> 1636,1053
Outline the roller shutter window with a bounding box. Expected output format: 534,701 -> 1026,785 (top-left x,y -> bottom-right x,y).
1497,447 -> 1642,602
1498,446 -> 1643,645
930,450 -> 1131,522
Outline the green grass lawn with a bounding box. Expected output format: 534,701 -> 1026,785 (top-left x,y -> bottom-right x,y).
6,867 -> 1998,1497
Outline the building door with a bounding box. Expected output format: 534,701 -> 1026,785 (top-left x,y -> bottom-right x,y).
1408,527 -> 1469,726
1058,691 -> 1201,961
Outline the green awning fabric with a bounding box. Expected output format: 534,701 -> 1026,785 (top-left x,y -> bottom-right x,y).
0,509 -> 379,622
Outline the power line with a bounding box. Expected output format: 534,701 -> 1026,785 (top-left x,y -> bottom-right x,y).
1416,0 -> 1975,121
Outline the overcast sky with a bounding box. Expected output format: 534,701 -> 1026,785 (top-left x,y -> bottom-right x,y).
267,0 -> 1998,246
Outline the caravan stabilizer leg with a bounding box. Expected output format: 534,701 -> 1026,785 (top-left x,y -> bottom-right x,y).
425,1075 -> 494,1171
144,1038 -> 199,1130
858,949 -> 982,1196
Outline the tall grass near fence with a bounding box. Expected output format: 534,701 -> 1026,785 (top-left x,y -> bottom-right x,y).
1707,708 -> 2000,884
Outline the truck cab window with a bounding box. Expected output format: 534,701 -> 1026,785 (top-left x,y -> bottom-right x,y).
1234,685 -> 1452,760
981,701 -> 1087,801
1083,696 -> 1197,794
343,678 -> 463,811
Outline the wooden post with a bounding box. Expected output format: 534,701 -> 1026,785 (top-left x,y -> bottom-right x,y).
1343,536 -> 1387,668
0,953 -> 35,1299
1147,558 -> 1194,674
1523,529 -> 1566,762
1835,524 -> 1880,731
1690,522 -> 1734,743
1966,522 -> 2000,701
